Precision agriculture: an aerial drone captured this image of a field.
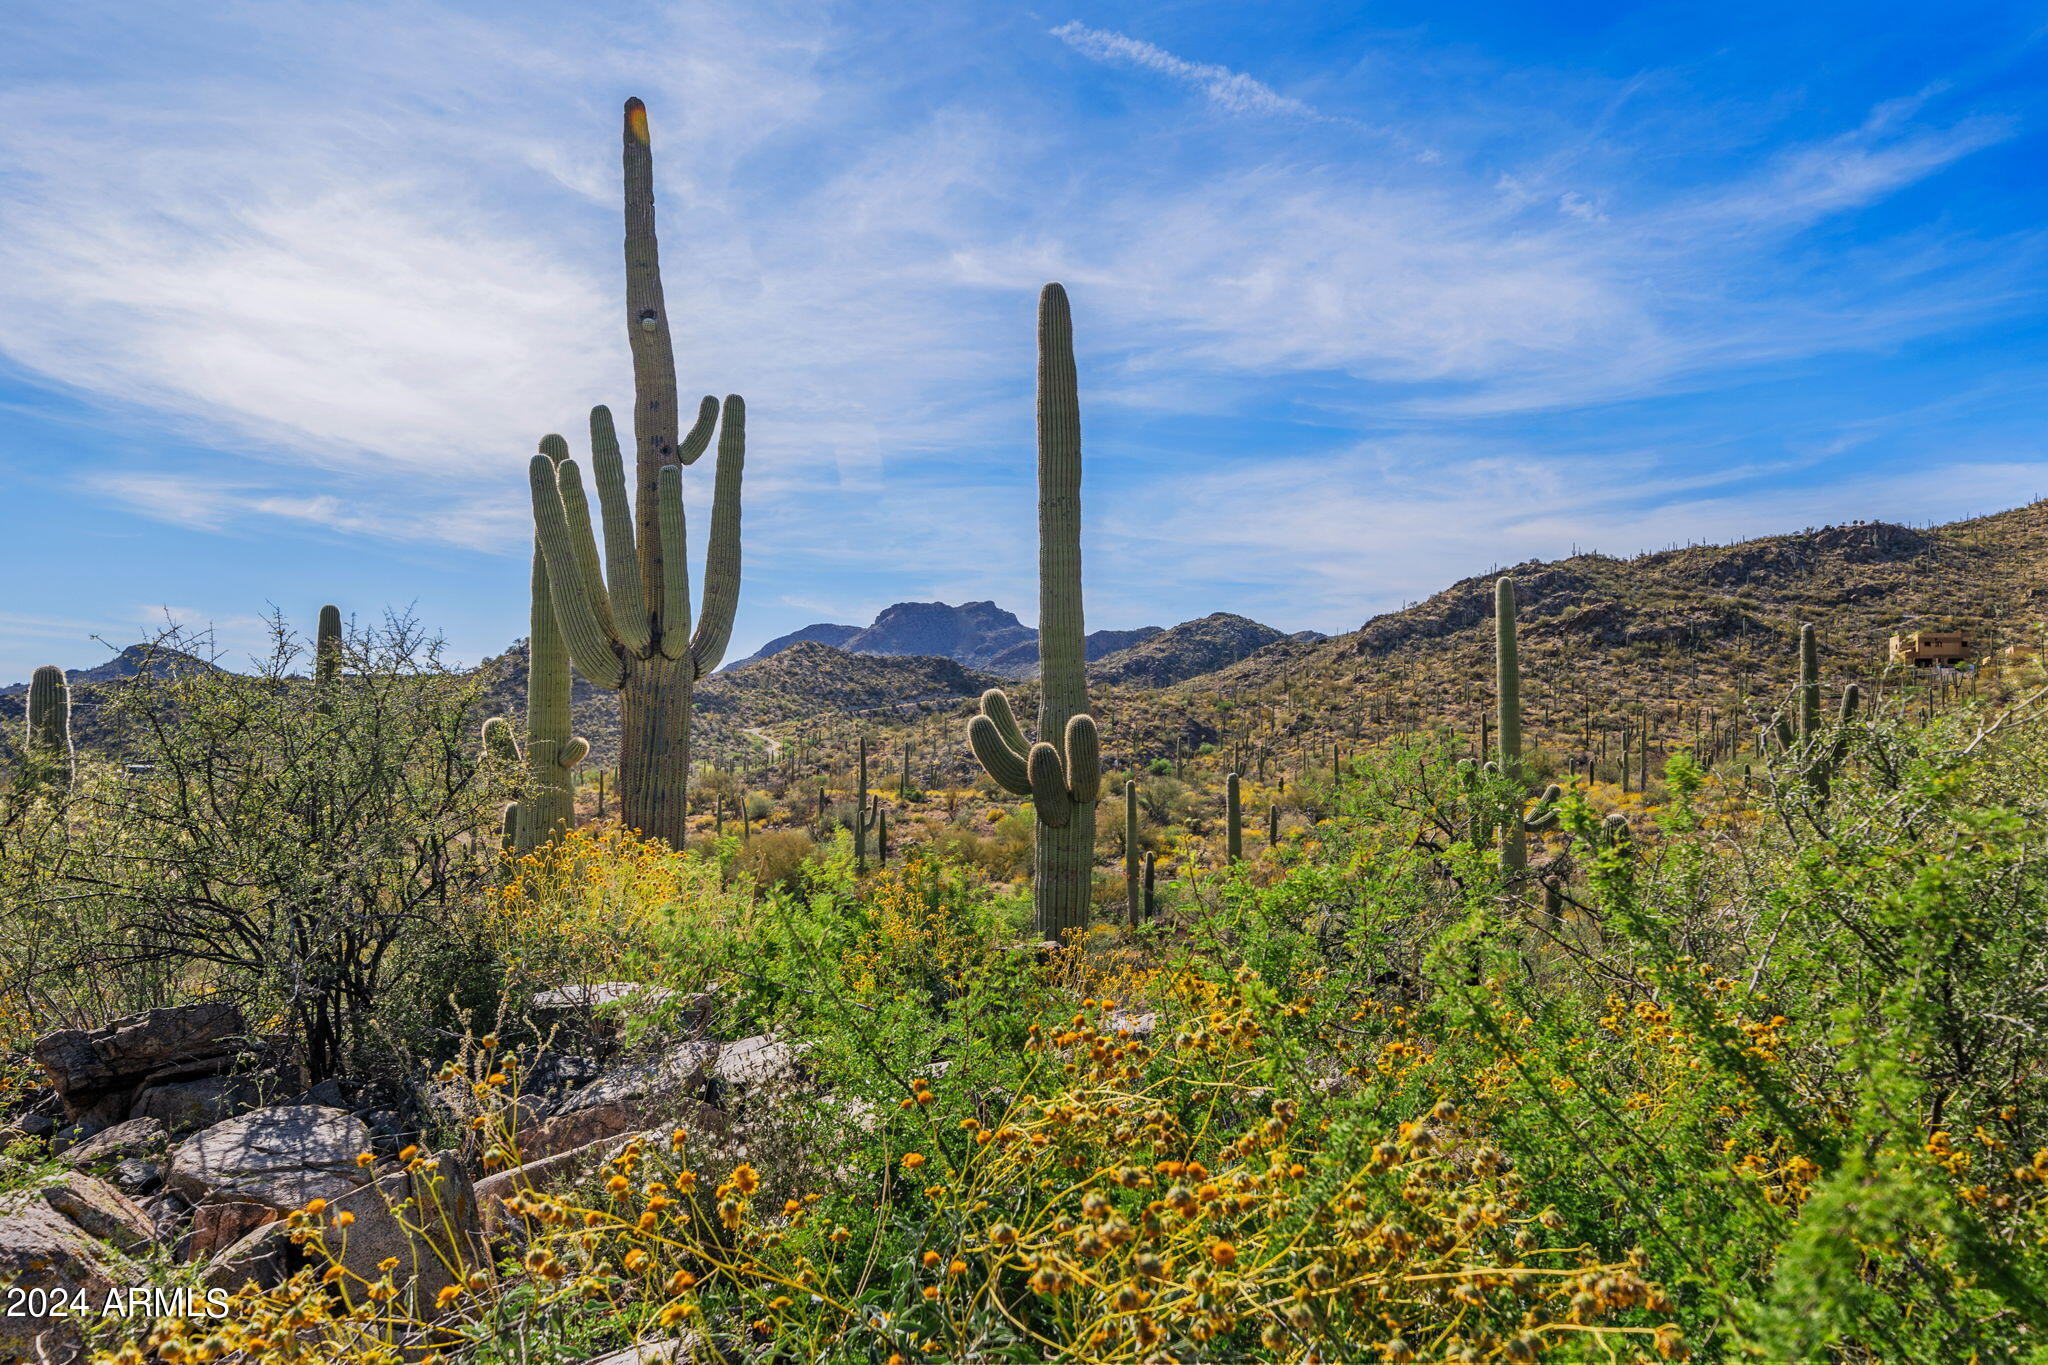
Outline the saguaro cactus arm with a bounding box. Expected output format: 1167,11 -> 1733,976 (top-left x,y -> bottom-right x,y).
1521,783 -> 1564,833
588,407 -> 651,654
677,395 -> 720,466
981,688 -> 1030,757
970,708 -> 1033,796
690,395 -> 747,676
530,453 -> 628,690
1028,743 -> 1075,829
549,448 -> 619,644
1064,714 -> 1100,803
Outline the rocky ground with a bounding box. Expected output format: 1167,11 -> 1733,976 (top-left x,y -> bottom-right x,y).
1,994 -> 815,1364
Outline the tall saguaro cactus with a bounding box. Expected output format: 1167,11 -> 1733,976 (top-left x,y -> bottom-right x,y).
969,284 -> 1101,937
527,98 -> 747,848
25,665 -> 73,789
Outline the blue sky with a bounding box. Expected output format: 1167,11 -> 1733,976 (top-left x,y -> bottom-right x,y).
1,0 -> 2043,680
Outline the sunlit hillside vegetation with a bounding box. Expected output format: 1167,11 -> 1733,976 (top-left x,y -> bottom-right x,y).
6,615 -> 2048,1362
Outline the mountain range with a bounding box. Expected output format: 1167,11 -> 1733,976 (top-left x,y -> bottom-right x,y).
727,600 -> 1185,675
11,502 -> 2046,771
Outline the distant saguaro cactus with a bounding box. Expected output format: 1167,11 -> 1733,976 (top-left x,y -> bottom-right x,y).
1124,779 -> 1140,926
968,284 -> 1102,938
24,665 -> 73,789
1493,577 -> 1561,874
1225,772 -> 1242,863
1769,622 -> 1861,802
314,605 -> 343,687
527,98 -> 747,848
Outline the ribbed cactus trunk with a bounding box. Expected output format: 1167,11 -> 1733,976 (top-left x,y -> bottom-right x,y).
1496,577 -> 1527,873
315,605 -> 343,686
1031,284 -> 1095,936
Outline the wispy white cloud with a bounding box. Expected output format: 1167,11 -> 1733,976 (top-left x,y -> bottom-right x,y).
1050,21 -> 1321,120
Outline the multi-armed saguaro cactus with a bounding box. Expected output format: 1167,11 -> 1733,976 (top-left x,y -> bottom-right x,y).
968,284 -> 1102,938
528,98 -> 746,848
1767,623 -> 1861,802
24,665 -> 73,790
485,469 -> 590,853
1492,577 -> 1561,874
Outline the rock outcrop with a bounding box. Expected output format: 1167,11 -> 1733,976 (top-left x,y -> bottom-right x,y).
31,1002 -> 246,1123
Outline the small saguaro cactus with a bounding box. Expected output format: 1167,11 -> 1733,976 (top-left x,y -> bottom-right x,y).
968,284 -> 1102,938
526,97 -> 748,848
24,665 -> 73,789
1225,772 -> 1242,863
487,443 -> 591,854
1492,577 -> 1561,874
1768,622 -> 1861,801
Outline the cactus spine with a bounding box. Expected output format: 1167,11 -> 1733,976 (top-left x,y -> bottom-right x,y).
1495,577 -> 1560,874
968,284 -> 1101,938
25,665 -> 73,789
527,98 -> 746,848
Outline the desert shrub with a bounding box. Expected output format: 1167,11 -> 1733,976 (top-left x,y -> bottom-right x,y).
12,616 -> 504,1080
730,828 -> 815,890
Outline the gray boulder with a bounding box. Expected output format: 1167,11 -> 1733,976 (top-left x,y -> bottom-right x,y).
58,1116 -> 167,1168
303,1150 -> 486,1315
166,1105 -> 373,1212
